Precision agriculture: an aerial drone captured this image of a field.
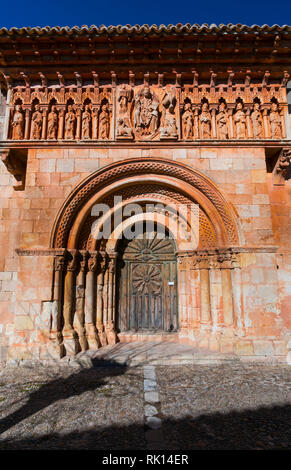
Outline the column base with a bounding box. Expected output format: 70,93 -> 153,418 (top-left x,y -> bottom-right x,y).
86,323 -> 101,350
105,322 -> 118,345
97,323 -> 108,347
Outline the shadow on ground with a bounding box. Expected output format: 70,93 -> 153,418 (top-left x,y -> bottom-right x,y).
0,358 -> 127,438
0,356 -> 290,450
0,405 -> 290,449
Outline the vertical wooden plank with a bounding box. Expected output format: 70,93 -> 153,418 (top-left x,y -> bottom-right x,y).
150,294 -> 155,330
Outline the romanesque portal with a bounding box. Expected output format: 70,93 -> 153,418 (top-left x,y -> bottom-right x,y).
0,23 -> 290,361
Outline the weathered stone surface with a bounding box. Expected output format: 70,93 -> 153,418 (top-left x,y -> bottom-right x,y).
0,24 -> 290,363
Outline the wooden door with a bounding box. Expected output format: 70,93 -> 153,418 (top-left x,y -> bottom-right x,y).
116,230 -> 178,332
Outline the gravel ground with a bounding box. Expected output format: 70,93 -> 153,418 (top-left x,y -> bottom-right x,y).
157,363 -> 291,450
0,360 -> 290,450
0,362 -> 145,449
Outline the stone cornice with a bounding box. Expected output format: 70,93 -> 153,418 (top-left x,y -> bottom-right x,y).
1,140 -> 291,149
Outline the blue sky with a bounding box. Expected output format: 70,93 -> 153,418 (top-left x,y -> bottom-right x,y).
0,0 -> 290,28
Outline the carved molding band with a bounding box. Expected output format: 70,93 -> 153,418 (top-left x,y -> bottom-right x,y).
177,249 -> 241,270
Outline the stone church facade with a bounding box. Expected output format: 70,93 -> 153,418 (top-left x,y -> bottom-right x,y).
0,24 -> 290,362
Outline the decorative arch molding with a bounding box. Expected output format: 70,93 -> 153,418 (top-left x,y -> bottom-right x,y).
51,157 -> 240,248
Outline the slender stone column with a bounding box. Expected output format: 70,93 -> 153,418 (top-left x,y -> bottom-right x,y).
263,107 -> 270,138
193,107 -> 199,139
280,108 -> 286,138
200,268 -> 211,325
209,257 -> 224,328
62,251 -> 79,355
92,106 -> 99,139
51,254 -> 66,343
210,106 -> 217,138
41,108 -> 48,140
246,106 -> 252,138
75,251 -> 88,351
24,108 -> 31,140
85,253 -> 100,349
106,256 -> 118,345
230,254 -> 244,332
76,107 -> 82,140
103,267 -> 109,326
221,268 -> 234,326
96,256 -> 107,346
227,106 -> 234,139
58,108 -> 65,139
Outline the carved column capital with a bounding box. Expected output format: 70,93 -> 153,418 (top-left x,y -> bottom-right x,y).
67,251 -> 78,272
88,253 -> 98,272
54,254 -> 66,272
79,250 -> 88,271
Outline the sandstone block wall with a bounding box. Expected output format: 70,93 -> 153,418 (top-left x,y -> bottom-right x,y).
0,144 -> 289,361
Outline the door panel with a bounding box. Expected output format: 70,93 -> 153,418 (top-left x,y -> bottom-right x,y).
117,230 -> 178,332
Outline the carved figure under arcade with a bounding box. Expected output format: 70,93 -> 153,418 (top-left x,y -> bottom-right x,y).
116,85 -> 133,139
11,104 -> 24,140
269,102 -> 282,139
30,104 -> 43,140
182,102 -> 194,139
64,105 -> 76,140
216,102 -> 228,139
47,105 -> 58,140
81,105 -> 91,140
200,102 -> 212,139
99,103 -> 110,140
160,89 -> 178,139
251,102 -> 264,139
234,102 -> 247,139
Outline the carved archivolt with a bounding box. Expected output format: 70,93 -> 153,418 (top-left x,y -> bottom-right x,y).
51,158 -> 239,248
6,79 -> 287,141
75,184 -> 218,251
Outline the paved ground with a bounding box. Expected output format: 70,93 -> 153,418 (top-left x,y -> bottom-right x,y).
0,342 -> 290,450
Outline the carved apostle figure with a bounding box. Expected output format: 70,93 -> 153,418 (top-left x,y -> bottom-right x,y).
11,105 -> 24,140
30,104 -> 43,140
182,102 -> 194,139
216,102 -> 228,139
251,102 -> 263,139
269,102 -> 282,139
134,86 -> 159,137
82,105 -> 91,140
200,102 -> 211,139
47,105 -> 58,140
99,103 -> 110,139
234,102 -> 246,139
116,86 -> 133,138
64,105 -> 76,139
160,112 -> 178,138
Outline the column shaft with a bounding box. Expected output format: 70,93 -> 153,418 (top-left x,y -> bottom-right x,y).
200,268 -> 211,324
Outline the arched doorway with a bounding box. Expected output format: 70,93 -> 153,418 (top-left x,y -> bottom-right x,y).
116,223 -> 178,333
49,157 -> 241,356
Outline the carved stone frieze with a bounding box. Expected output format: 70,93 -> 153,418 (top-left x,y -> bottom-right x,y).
5,76 -> 287,142
177,250 -> 241,271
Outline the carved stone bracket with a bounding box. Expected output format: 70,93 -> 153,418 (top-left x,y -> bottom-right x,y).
273,148 -> 291,185
0,148 -> 27,190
